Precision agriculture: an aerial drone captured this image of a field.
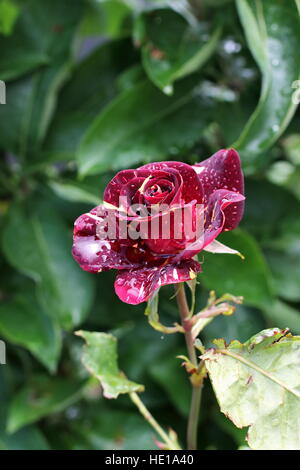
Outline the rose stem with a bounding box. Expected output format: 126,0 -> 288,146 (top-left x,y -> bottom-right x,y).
175,283 -> 202,451
129,392 -> 180,450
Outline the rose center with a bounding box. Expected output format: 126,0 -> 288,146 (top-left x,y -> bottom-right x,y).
143,179 -> 173,202
148,184 -> 171,197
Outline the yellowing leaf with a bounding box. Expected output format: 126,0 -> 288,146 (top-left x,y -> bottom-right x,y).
202,328 -> 300,450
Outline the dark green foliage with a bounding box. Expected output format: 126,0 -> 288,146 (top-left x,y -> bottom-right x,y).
0,0 -> 299,450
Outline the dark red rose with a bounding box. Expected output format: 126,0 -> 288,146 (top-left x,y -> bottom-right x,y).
72,149 -> 245,304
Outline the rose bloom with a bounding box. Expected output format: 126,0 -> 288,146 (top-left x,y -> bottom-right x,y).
72,149 -> 245,304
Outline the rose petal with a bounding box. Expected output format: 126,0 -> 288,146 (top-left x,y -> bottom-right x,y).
119,176 -> 146,214
103,169 -> 148,207
139,161 -> 203,204
193,148 -> 244,230
204,189 -> 245,243
175,189 -> 245,260
104,168 -> 183,209
72,206 -> 142,272
142,201 -> 202,255
114,259 -> 202,305
143,177 -> 175,205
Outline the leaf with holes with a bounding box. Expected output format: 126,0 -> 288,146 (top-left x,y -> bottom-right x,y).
202,328 -> 300,450
76,331 -> 144,399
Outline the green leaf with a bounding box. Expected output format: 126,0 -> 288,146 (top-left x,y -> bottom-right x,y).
145,291 -> 183,334
0,425 -> 50,450
2,201 -> 95,330
234,0 -> 300,170
117,64 -> 146,92
0,0 -> 83,81
130,0 -> 197,25
201,229 -> 274,308
282,165 -> 300,203
76,330 -> 144,399
266,160 -> 295,187
212,411 -> 247,449
0,368 -> 50,450
202,328 -> 300,450
25,63 -> 72,157
0,62 -> 71,158
42,39 -> 135,163
48,180 -> 102,206
0,291 -> 61,372
0,0 -> 19,36
68,406 -> 157,450
79,0 -> 131,39
242,179 -> 300,244
205,0 -> 233,5
0,0 -> 83,156
78,77 -> 211,176
265,249 -> 300,302
282,134 -> 300,165
7,375 -> 85,433
117,316 -> 178,382
140,9 -> 221,93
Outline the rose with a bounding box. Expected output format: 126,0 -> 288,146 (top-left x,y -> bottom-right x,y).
72,148 -> 245,304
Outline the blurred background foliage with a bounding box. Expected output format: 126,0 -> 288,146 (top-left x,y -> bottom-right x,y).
0,0 -> 300,450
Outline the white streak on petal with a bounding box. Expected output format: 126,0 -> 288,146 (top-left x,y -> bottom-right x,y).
193,166 -> 205,175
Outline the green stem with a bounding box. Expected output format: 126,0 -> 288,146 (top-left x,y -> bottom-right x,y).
189,385 -> 202,449
176,284 -> 197,363
130,392 -> 181,450
175,283 -> 202,450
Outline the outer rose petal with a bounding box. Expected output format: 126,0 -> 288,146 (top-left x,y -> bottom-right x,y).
204,189 -> 245,243
139,161 -> 203,204
175,189 -> 245,261
114,259 -> 202,305
72,207 -> 142,272
193,149 -> 244,230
